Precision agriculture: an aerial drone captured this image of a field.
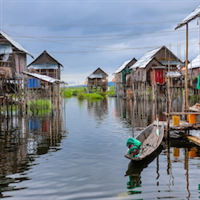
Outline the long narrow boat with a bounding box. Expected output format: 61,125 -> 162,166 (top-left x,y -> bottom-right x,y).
124,122 -> 164,161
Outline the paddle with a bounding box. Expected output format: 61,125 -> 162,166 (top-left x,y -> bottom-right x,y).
156,118 -> 159,136
154,117 -> 159,148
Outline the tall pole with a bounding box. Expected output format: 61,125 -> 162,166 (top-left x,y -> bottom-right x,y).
185,23 -> 189,111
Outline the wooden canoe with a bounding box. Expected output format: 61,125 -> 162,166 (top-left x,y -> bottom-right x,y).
124,122 -> 164,161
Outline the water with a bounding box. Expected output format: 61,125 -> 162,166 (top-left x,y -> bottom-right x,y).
0,97 -> 200,199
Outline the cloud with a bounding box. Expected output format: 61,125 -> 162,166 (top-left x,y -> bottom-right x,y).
1,0 -> 200,84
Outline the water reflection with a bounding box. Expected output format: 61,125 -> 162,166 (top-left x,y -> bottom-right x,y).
87,98 -> 108,121
0,110 -> 67,198
125,145 -> 163,197
114,98 -> 166,136
125,161 -> 142,195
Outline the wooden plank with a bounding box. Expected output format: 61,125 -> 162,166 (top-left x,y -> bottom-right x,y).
185,135 -> 200,147
164,112 -> 200,116
189,107 -> 200,112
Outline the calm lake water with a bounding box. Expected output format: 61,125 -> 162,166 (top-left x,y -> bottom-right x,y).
0,97 -> 200,200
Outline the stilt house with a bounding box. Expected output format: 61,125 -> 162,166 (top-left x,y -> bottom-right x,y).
0,30 -> 33,104
27,50 -> 63,80
0,30 -> 33,79
87,68 -> 108,92
114,58 -> 137,98
130,46 -> 183,100
188,55 -> 200,78
188,55 -> 200,88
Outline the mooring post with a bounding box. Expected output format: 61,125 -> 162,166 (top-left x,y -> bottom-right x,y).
50,84 -> 52,114
3,96 -> 5,118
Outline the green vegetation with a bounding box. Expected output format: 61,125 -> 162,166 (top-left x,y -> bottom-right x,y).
62,88 -> 72,98
107,86 -> 115,96
77,93 -> 84,100
72,90 -> 78,96
61,87 -> 87,98
62,86 -> 115,99
97,92 -> 107,97
78,93 -> 104,100
83,93 -> 103,99
28,99 -> 51,109
25,99 -> 52,115
78,92 -> 106,100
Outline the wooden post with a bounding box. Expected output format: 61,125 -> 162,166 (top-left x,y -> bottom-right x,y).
6,95 -> 9,118
15,79 -> 18,115
32,80 -> 34,115
185,23 -> 189,111
166,89 -> 174,138
50,84 -> 51,113
53,85 -> 55,115
3,97 -> 5,117
57,83 -> 60,112
182,89 -> 186,120
23,77 -> 27,115
18,79 -> 21,114
11,94 -> 13,118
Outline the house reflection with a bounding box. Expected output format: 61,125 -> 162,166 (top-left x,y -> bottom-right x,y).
0,111 -> 67,197
87,98 -> 108,121
114,98 -> 166,131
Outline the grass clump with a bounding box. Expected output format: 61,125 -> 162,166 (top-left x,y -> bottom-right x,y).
77,93 -> 84,100
61,87 -> 87,98
63,88 -> 72,98
97,92 -> 107,97
28,99 -> 51,109
72,90 -> 78,96
77,93 -> 103,100
83,93 -> 103,99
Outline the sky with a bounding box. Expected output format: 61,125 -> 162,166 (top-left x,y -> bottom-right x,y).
1,0 -> 200,85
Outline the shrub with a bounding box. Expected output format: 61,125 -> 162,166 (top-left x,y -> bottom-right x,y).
72,90 -> 78,96
77,93 -> 84,100
84,93 -> 103,99
63,89 -> 72,98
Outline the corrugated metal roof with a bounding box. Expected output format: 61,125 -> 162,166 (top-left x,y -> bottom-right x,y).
0,30 -> 33,58
175,5 -> 200,29
23,71 -> 67,84
0,44 -> 12,54
151,66 -> 166,69
130,47 -> 162,69
88,74 -> 102,79
29,63 -> 58,69
188,54 -> 200,69
160,60 -> 182,65
27,50 -> 63,68
114,60 -> 131,74
166,71 -> 181,78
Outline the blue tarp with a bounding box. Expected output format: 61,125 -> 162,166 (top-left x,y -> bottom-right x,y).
27,78 -> 41,88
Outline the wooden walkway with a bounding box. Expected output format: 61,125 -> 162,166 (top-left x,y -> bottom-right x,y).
154,120 -> 200,131
153,120 -> 200,146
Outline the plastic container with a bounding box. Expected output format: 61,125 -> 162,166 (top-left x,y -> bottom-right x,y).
173,148 -> 180,158
172,116 -> 180,126
188,114 -> 196,124
189,148 -> 196,158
